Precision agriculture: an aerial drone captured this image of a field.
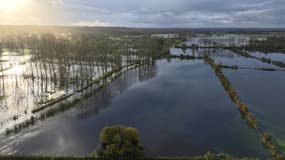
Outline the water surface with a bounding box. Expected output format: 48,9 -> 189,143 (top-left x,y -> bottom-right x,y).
224,69 -> 285,153
0,59 -> 269,158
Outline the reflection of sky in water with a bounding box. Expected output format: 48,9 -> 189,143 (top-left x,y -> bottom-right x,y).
211,50 -> 281,69
0,54 -> 31,70
0,59 -> 269,158
0,54 -> 34,133
0,52 -> 114,133
3,64 -> 27,75
249,51 -> 285,63
224,69 -> 285,145
170,48 -> 284,70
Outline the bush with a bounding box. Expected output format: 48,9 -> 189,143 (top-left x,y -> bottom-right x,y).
239,103 -> 248,114
244,113 -> 257,129
96,125 -> 144,160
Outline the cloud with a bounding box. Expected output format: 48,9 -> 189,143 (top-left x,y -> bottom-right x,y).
72,20 -> 110,27
49,0 -> 65,7
0,0 -> 284,27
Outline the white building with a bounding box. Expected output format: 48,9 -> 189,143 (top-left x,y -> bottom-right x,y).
151,33 -> 179,39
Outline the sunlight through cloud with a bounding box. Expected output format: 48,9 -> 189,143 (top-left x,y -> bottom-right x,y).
0,0 -> 25,12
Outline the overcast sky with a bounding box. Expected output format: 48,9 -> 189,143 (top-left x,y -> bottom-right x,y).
0,0 -> 284,27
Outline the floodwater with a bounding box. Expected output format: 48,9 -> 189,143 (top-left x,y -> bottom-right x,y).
224,69 -> 285,153
0,52 -> 116,133
249,51 -> 285,63
0,57 -> 271,158
1,48 -> 285,158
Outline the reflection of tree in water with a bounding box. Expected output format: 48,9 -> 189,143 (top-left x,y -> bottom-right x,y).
0,33 -> 171,134
76,62 -> 157,120
196,48 -> 236,58
0,43 -> 5,97
0,32 -> 170,133
138,60 -> 157,82
76,88 -> 112,120
210,49 -> 236,58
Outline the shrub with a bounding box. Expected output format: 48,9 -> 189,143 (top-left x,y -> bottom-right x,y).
96,125 -> 144,160
245,113 -> 257,129
261,133 -> 271,144
261,133 -> 278,156
239,103 -> 248,114
275,154 -> 284,160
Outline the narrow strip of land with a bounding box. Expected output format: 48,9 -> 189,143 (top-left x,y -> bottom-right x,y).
218,64 -> 285,72
231,48 -> 285,68
204,56 -> 283,160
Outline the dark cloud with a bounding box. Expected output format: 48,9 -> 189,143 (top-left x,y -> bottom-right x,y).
61,0 -> 284,27
1,0 -> 284,27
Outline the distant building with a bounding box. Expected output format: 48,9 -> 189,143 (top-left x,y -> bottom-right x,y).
151,33 -> 179,39
187,34 -> 251,47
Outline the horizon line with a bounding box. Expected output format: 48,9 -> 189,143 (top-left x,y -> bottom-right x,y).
0,25 -> 285,29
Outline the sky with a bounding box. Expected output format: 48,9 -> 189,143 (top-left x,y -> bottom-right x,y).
0,0 -> 284,27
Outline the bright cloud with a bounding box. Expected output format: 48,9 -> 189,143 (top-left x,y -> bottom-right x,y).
0,0 -> 284,27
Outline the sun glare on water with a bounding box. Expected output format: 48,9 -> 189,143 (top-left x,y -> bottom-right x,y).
0,0 -> 25,11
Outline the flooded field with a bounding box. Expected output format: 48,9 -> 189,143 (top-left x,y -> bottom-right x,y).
224,70 -> 285,149
1,33 -> 285,159
249,51 -> 285,63
0,58 -> 270,158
